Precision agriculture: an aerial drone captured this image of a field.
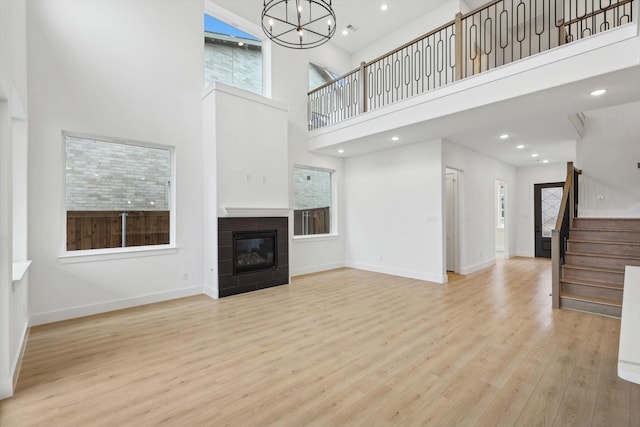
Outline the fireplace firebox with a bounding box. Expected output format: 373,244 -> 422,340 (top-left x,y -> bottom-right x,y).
218,217 -> 289,297
233,231 -> 277,274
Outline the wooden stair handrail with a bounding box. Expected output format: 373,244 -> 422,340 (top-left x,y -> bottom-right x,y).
552,162 -> 580,309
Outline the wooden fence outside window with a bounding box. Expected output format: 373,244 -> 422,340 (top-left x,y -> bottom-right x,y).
66,211 -> 170,251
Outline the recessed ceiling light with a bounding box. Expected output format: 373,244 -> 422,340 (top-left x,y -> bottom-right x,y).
238,42 -> 245,47
391,136 -> 399,141
380,3 -> 388,11
531,153 -> 539,158
342,29 -> 348,36
516,144 -> 525,149
338,149 -> 344,154
590,89 -> 607,96
500,134 -> 509,139
542,159 -> 549,163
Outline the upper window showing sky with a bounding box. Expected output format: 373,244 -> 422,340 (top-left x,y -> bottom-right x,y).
204,14 -> 259,41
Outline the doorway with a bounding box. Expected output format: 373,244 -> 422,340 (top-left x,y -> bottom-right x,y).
495,180 -> 506,258
445,168 -> 460,272
534,182 -> 564,258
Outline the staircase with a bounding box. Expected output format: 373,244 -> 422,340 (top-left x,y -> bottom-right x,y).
559,218 -> 640,317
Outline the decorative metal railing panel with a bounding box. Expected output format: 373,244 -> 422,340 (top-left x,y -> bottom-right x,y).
560,0 -> 634,42
460,0 -> 562,78
365,23 -> 457,112
308,0 -> 635,130
308,68 -> 360,130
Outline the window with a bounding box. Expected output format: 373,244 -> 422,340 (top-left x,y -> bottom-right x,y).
64,134 -> 173,251
204,14 -> 263,94
309,62 -> 340,91
293,167 -> 333,236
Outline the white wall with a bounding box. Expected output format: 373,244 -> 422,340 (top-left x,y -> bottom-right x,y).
202,83 -> 289,296
209,1 -> 353,277
350,0 -> 465,68
27,0 -> 205,324
577,101 -> 640,216
210,84 -> 289,211
442,140 -> 517,273
271,40 -> 352,276
0,0 -> 29,400
345,140 -> 445,283
0,97 -> 12,400
514,162 -> 567,257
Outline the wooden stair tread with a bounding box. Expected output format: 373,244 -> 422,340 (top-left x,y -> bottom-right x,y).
574,217 -> 640,221
560,292 -> 622,307
571,227 -> 640,233
559,277 -> 624,290
568,239 -> 640,246
565,251 -> 640,261
562,264 -> 624,274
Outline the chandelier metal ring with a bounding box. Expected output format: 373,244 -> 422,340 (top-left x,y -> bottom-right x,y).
262,0 -> 336,49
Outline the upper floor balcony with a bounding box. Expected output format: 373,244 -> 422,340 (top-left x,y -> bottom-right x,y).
307,0 -> 640,158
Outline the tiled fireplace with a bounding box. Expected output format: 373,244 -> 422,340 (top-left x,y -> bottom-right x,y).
217,216 -> 289,297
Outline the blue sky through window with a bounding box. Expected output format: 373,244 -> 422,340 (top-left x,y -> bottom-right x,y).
204,14 -> 259,41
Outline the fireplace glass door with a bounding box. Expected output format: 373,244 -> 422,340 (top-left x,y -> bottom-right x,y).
233,231 -> 277,274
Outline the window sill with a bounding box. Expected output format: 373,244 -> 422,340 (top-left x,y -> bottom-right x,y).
58,245 -> 178,264
12,260 -> 32,282
293,234 -> 340,243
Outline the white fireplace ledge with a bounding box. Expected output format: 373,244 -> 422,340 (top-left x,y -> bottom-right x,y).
218,207 -> 292,218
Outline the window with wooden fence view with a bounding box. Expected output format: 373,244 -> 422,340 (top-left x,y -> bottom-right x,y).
308,0 -> 635,130
293,167 -> 332,236
65,135 -> 172,251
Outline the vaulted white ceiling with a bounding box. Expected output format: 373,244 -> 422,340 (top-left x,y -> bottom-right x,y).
212,0 -> 458,54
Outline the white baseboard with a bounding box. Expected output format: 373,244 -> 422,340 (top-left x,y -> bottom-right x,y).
345,261 -> 446,284
1,319 -> 30,400
30,286 -> 203,326
459,258 -> 496,275
203,286 -> 218,299
290,262 -> 345,277
515,250 -> 534,258
12,323 -> 29,392
0,378 -> 12,400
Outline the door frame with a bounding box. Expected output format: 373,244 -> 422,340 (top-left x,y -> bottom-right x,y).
534,181 -> 565,258
495,179 -> 507,258
445,168 -> 461,274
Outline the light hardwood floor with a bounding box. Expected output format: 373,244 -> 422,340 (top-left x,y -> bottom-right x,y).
1,257 -> 638,426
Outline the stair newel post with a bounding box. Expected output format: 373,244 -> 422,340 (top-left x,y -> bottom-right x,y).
360,61 -> 368,114
552,230 -> 561,308
567,161 -> 575,228
454,12 -> 463,81
573,166 -> 580,218
552,162 -> 575,310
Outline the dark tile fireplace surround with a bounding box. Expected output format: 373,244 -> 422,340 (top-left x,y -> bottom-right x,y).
218,217 -> 289,297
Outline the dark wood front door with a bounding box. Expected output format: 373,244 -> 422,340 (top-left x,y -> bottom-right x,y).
534,182 -> 564,258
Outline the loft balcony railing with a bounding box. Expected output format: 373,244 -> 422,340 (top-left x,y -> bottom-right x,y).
308,0 -> 635,130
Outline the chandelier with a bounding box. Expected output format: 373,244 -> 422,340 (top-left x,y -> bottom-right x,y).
262,0 -> 336,49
